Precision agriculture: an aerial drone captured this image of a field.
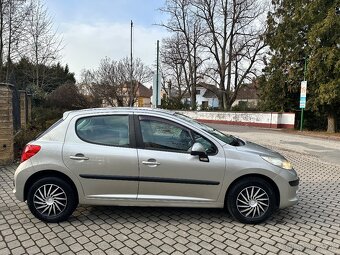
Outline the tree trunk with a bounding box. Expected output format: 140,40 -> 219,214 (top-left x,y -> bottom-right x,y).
190,83 -> 196,109
226,100 -> 232,111
0,0 -> 4,80
327,112 -> 336,133
5,0 -> 12,82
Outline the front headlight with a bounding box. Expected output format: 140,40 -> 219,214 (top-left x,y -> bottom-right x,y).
261,156 -> 293,170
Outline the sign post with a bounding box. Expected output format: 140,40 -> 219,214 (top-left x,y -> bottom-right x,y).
152,73 -> 161,108
299,80 -> 307,131
152,40 -> 161,108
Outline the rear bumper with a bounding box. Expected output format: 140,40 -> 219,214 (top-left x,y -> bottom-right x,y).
13,160 -> 34,202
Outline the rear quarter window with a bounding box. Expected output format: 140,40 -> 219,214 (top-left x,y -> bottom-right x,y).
35,118 -> 64,140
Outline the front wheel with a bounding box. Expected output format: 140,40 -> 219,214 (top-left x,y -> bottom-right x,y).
27,177 -> 77,223
227,177 -> 277,224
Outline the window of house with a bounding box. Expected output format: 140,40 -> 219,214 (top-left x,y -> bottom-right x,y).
202,101 -> 208,109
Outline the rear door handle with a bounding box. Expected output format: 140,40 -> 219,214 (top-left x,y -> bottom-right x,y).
142,159 -> 160,167
70,154 -> 89,160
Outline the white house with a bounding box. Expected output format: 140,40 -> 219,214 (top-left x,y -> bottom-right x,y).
231,83 -> 259,108
182,83 -> 219,109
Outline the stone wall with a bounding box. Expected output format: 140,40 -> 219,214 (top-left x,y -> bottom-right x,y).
178,111 -> 295,129
0,84 -> 31,165
0,84 -> 14,164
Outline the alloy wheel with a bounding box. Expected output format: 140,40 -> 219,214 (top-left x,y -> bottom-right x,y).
33,184 -> 67,217
236,186 -> 270,219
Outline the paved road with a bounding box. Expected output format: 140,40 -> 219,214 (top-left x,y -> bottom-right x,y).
1,126 -> 340,254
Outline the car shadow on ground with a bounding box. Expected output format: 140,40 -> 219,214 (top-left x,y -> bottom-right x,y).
68,205 -> 295,226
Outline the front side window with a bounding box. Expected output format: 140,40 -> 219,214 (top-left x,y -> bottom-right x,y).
175,113 -> 240,145
193,132 -> 217,155
76,115 -> 129,147
139,117 -> 193,152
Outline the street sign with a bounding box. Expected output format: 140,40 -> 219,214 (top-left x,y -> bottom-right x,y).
300,96 -> 306,108
300,81 -> 307,109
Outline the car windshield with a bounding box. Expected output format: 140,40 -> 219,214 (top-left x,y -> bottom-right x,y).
174,113 -> 239,145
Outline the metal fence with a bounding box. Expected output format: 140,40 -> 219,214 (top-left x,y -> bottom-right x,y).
11,84 -> 21,132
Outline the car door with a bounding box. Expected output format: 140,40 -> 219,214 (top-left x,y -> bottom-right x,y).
136,115 -> 226,202
63,113 -> 139,200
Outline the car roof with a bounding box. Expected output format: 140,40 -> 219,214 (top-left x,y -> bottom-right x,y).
63,107 -> 176,119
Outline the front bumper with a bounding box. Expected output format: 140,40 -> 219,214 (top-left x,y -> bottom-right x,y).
274,169 -> 299,209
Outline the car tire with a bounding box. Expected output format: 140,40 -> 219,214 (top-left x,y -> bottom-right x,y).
227,177 -> 277,224
27,177 -> 77,223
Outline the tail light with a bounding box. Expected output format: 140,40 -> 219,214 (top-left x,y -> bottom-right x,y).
21,145 -> 41,163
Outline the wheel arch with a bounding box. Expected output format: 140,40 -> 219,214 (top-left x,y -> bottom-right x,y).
24,170 -> 79,204
224,174 -> 280,208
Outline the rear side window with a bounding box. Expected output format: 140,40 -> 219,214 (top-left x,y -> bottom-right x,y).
76,115 -> 129,147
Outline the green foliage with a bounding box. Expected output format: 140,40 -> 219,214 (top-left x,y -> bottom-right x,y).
161,97 -> 191,110
14,126 -> 43,155
31,106 -> 64,130
46,83 -> 101,110
14,106 -> 64,157
259,0 -> 339,131
307,6 -> 340,112
232,101 -> 259,112
1,57 -> 76,98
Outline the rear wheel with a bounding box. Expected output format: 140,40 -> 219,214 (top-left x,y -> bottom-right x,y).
227,177 -> 276,224
27,177 -> 77,223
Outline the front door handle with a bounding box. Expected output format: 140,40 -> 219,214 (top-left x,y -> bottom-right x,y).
70,154 -> 89,160
142,159 -> 160,167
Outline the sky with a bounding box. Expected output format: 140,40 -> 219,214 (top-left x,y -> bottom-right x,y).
45,0 -> 168,82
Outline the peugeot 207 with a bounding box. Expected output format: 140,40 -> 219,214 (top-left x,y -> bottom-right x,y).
13,108 -> 299,224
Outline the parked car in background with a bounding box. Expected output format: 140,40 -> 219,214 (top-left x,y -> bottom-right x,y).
13,108 -> 299,224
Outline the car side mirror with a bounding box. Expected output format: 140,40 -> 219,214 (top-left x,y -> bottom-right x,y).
190,142 -> 209,162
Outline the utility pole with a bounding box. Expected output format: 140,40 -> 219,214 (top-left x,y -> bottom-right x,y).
156,40 -> 160,107
130,20 -> 133,107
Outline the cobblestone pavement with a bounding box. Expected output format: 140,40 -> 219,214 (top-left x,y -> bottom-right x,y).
1,146 -> 340,254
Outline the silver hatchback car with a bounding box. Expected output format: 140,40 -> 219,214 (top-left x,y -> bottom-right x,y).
14,108 -> 299,224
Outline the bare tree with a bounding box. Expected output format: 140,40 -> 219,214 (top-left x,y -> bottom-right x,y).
116,57 -> 153,106
0,0 -> 31,82
161,34 -> 190,100
80,57 -> 152,107
24,0 -> 62,89
193,0 -> 267,109
160,0 -> 205,109
0,0 -> 6,77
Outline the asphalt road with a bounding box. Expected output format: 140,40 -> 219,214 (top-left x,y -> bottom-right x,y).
209,124 -> 340,166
